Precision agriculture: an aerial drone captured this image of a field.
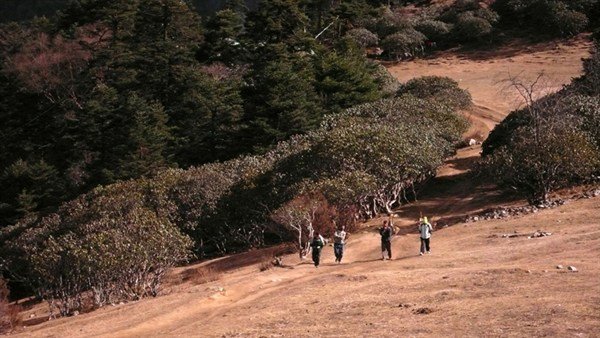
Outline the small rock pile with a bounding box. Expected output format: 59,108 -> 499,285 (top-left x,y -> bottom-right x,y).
492,230 -> 552,239
574,188 -> 600,200
465,199 -> 567,223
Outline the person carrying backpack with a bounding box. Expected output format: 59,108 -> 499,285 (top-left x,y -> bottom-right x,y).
379,219 -> 393,260
310,232 -> 325,267
418,217 -> 433,256
333,225 -> 347,264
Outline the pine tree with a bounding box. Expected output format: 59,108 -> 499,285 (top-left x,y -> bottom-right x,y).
314,39 -> 382,112
200,8 -> 246,64
245,0 -> 310,46
117,94 -> 172,179
243,47 -> 324,152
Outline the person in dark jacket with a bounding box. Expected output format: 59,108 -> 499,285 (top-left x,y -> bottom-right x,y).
379,219 -> 393,260
310,232 -> 325,267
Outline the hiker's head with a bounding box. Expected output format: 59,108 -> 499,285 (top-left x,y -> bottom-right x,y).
383,220 -> 388,226
339,225 -> 345,231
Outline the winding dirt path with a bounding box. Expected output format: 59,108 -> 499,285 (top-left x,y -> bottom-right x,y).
11,36 -> 598,338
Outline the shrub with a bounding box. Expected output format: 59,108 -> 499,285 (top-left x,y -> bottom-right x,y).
381,29 -> 426,59
345,28 -> 379,48
493,0 -> 589,37
452,12 -> 493,43
549,8 -> 588,37
574,43 -> 600,95
4,181 -> 193,316
415,20 -> 451,42
481,123 -> 600,204
397,76 -> 472,110
368,8 -> 412,38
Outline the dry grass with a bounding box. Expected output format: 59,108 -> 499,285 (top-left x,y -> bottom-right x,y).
180,267 -> 221,285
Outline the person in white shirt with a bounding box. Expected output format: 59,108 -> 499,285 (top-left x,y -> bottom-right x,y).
418,217 -> 433,256
333,225 -> 347,263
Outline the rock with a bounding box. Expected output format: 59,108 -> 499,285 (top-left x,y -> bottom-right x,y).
413,307 -> 433,315
526,270 -> 532,273
568,266 -> 578,272
468,138 -> 477,146
73,311 -> 79,316
543,270 -> 548,273
29,314 -> 35,318
472,216 -> 479,222
556,265 -> 564,269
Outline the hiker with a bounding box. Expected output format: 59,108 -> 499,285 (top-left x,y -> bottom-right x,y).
310,232 -> 325,267
418,217 -> 433,255
379,219 -> 393,260
333,225 -> 347,264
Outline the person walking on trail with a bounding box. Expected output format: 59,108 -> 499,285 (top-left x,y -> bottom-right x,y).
418,217 -> 433,256
380,219 -> 393,260
333,225 -> 347,264
310,232 -> 325,267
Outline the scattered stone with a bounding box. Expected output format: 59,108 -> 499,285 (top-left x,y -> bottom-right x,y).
530,231 -> 552,238
468,138 -> 477,146
413,307 -> 433,315
543,270 -> 548,273
72,311 -> 79,316
556,265 -> 564,269
526,270 -> 532,273
398,303 -> 412,308
29,314 -> 35,318
568,266 -> 578,272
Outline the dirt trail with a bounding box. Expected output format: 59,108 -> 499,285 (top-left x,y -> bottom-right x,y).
12,36 -> 598,338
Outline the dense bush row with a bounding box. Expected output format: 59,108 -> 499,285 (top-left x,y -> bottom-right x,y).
339,0 -> 598,60
1,76 -> 470,315
481,43 -> 600,204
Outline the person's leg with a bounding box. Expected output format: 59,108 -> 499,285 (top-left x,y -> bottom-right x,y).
425,238 -> 431,253
339,244 -> 344,263
420,238 -> 425,255
312,250 -> 319,266
381,241 -> 386,260
385,241 -> 392,259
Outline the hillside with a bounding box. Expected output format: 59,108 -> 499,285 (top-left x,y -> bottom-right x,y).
8,35 -> 599,338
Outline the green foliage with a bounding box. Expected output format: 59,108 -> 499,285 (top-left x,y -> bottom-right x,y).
245,0 -> 309,46
452,12 -> 493,43
1,180 -> 193,315
415,20 -> 451,42
397,76 -> 472,110
199,8 -> 245,64
242,51 -> 324,152
492,0 -> 590,37
314,48 -> 382,113
381,28 -> 426,59
481,124 -> 600,204
344,28 -> 379,48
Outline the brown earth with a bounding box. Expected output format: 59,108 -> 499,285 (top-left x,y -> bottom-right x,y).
9,36 -> 599,338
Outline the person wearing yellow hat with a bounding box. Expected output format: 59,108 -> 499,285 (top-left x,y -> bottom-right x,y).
418,216 -> 433,256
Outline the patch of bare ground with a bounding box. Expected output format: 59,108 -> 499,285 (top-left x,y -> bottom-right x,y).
9,35 -> 598,338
